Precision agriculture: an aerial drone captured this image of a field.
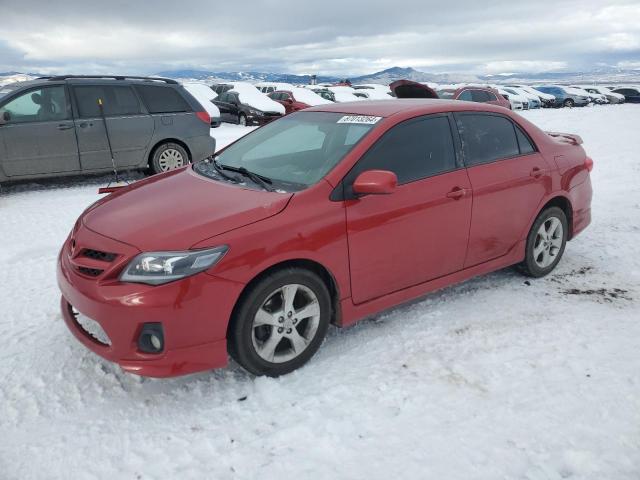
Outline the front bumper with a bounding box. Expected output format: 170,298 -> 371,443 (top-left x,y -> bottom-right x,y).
57,226 -> 244,377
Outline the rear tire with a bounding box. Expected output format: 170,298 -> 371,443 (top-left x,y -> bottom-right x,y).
150,142 -> 189,175
228,268 -> 331,377
518,207 -> 568,278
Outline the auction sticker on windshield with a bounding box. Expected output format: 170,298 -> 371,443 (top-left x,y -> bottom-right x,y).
337,115 -> 382,124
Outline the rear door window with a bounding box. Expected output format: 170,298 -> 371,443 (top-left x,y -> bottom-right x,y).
73,85 -> 141,118
456,113 -> 520,166
134,85 -> 190,114
350,115 -> 457,185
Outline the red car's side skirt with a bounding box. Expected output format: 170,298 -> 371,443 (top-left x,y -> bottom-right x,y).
339,239 -> 526,328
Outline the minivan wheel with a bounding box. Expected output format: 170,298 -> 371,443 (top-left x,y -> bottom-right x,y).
563,98 -> 575,108
518,207 -> 568,278
238,113 -> 247,126
228,268 -> 331,377
150,142 -> 188,174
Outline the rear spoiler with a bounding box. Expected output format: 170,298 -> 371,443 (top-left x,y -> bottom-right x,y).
546,131 -> 583,145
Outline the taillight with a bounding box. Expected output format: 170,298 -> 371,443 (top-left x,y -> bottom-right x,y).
585,156 -> 594,172
196,111 -> 210,125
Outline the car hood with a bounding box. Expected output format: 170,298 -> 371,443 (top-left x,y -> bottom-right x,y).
83,168 -> 293,251
389,80 -> 439,99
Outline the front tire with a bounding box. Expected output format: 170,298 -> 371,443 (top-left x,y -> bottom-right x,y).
518,207 -> 568,277
238,113 -> 247,126
150,142 -> 188,175
563,98 -> 575,108
228,268 -> 331,377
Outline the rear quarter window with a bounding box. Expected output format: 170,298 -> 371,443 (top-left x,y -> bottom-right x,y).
134,85 -> 191,114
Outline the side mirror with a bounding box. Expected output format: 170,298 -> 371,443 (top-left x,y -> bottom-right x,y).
353,170 -> 397,196
286,99 -> 293,104
0,111 -> 10,124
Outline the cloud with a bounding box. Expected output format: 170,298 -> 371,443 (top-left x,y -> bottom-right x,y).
0,0 -> 639,75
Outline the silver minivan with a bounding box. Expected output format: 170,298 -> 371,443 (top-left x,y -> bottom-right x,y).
0,75 -> 215,184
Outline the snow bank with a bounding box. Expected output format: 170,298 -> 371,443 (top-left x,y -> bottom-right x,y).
1,106 -> 640,479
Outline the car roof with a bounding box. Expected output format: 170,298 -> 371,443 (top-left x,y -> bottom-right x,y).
304,99 -> 509,117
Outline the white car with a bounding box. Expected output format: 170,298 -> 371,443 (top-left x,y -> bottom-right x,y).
182,82 -> 222,127
570,86 -> 607,104
502,87 -> 541,109
494,87 -> 526,110
578,86 -> 624,104
507,85 -> 556,107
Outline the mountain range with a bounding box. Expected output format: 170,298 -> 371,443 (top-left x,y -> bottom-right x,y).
2,66 -> 639,87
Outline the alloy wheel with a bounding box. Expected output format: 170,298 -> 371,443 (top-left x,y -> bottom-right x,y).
251,284 -> 321,363
533,216 -> 564,268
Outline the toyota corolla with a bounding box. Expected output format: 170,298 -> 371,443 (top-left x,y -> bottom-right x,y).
58,99 -> 593,377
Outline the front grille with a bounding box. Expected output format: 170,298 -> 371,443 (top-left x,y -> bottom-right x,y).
77,266 -> 103,277
82,249 -> 116,262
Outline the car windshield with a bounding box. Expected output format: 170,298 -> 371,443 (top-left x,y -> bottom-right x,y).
437,90 -> 455,99
194,111 -> 377,190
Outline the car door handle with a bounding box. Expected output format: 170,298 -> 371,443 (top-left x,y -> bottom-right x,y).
446,187 -> 468,200
530,167 -> 544,178
78,122 -> 93,128
57,123 -> 74,130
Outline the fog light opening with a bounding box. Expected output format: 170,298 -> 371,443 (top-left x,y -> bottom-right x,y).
138,323 -> 164,354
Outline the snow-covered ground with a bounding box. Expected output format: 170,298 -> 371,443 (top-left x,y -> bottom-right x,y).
1,105 -> 639,480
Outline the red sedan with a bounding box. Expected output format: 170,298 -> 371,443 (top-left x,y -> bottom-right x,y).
58,100 -> 593,378
390,79 -> 511,109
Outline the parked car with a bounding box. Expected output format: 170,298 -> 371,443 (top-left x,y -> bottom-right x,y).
507,85 -> 556,107
494,87 -> 527,110
432,85 -> 511,109
255,82 -> 294,94
182,81 -> 222,127
268,87 -> 332,114
326,86 -> 364,102
213,83 -> 285,126
211,83 -> 234,96
570,86 -> 607,104
0,75 -> 215,184
58,99 -> 592,378
534,86 -> 589,107
352,84 -> 393,99
580,86 -> 625,104
303,86 -> 336,102
502,87 -> 541,109
611,87 -> 640,103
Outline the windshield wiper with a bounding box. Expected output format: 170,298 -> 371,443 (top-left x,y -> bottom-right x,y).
218,163 -> 275,192
211,158 -> 240,183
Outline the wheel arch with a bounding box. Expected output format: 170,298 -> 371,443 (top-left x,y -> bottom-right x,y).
226,258 -> 342,340
147,138 -> 192,167
538,195 -> 574,239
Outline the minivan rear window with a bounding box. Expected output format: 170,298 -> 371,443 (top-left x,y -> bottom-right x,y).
134,85 -> 191,114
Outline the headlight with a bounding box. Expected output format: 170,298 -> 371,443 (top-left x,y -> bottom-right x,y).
248,109 -> 263,116
120,246 -> 228,285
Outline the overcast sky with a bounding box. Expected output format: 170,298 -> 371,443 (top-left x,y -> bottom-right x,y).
1,0 -> 639,76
